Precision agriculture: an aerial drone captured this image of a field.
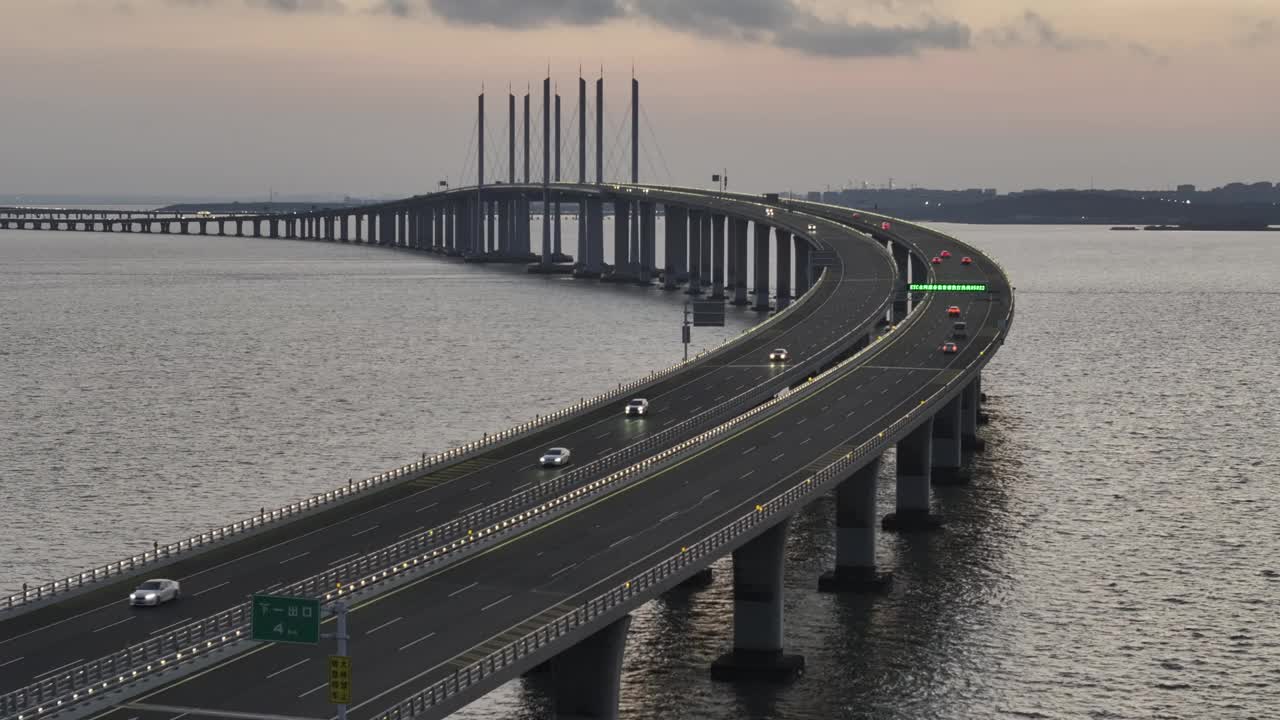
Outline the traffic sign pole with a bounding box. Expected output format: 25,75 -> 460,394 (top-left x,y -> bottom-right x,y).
336,602 -> 348,720
324,601 -> 351,718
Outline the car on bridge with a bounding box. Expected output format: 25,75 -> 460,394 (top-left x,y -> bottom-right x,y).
952,321 -> 967,338
931,256 -> 943,264
947,305 -> 962,317
539,447 -> 572,468
881,221 -> 891,230
624,398 -> 649,417
941,341 -> 960,354
961,256 -> 973,265
768,348 -> 789,362
129,578 -> 180,606
940,250 -> 951,258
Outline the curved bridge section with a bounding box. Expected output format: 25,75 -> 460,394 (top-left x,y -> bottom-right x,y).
1,184 -> 914,720
0,184 -> 1011,720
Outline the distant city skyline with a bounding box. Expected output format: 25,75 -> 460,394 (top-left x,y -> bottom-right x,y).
1,0 -> 1277,197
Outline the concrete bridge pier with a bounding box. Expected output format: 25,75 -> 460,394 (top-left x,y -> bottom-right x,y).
710,214 -> 726,299
487,200 -> 497,254
752,223 -> 771,311
961,375 -> 985,452
775,229 -> 793,310
883,417 -> 944,532
730,217 -> 750,306
699,214 -> 712,290
578,198 -> 604,277
710,520 -> 805,683
661,205 -> 682,289
819,456 -> 892,592
637,201 -> 656,283
686,210 -> 703,295
544,615 -> 632,720
931,395 -> 969,485
609,200 -> 630,279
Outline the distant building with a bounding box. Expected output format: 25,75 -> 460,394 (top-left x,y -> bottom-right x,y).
805,191 -> 822,202
1177,184 -> 1196,194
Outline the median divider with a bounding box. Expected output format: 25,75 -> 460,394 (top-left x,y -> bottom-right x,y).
3,214 -> 837,616
371,231 -> 1015,720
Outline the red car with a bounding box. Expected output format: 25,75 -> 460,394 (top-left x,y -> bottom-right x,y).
947,306 -> 961,317
880,221 -> 891,230
961,256 -> 972,265
940,250 -> 951,258
931,256 -> 942,264
941,342 -> 959,354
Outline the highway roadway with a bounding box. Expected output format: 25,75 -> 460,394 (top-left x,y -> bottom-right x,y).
0,192 -> 895,698
69,218 -> 1008,720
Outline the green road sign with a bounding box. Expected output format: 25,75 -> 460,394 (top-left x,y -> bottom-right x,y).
908,283 -> 988,292
251,594 -> 320,644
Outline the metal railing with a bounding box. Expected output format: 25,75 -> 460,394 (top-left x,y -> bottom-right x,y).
0,256 -> 890,720
3,245 -> 838,612
373,279 -> 1013,720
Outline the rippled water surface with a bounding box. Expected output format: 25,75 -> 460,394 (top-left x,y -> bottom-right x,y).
3,223 -> 1278,719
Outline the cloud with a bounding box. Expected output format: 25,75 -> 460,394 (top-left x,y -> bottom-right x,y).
982,10 -> 1100,51
1240,17 -> 1278,47
247,0 -> 347,12
426,0 -> 625,28
411,0 -> 970,57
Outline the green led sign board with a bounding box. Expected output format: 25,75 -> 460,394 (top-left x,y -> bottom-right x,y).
251,594 -> 320,644
909,283 -> 988,292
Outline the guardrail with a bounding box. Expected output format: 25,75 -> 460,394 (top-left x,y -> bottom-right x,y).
3,225 -> 837,612
373,237 -> 1014,720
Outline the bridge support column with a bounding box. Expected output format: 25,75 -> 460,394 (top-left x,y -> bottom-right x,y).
610,200 -> 630,279
820,456 -> 892,592
637,201 -> 655,283
932,394 -> 968,485
544,614 -> 631,720
710,519 -> 804,683
961,376 -> 984,452
730,217 -> 749,306
710,214 -> 726,299
488,200 -> 497,254
661,205 -> 681,289
699,213 -> 712,289
794,242 -> 812,297
752,223 -> 771,311
686,210 -> 703,295
883,417 -> 943,531
775,229 -> 792,310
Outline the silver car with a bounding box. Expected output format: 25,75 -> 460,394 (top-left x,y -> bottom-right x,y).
768,348 -> 790,362
129,578 -> 180,606
624,398 -> 649,416
539,447 -> 571,468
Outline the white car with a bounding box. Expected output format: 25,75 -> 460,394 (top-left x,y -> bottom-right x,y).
539,447 -> 571,468
768,348 -> 789,362
130,579 -> 180,606
624,398 -> 649,416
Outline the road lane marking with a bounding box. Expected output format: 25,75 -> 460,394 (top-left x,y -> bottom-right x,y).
92,617 -> 133,633
470,481 -> 491,491
149,617 -> 194,636
191,581 -> 229,597
609,535 -> 633,548
415,502 -> 439,513
512,482 -> 531,492
448,581 -> 479,597
482,595 -> 512,612
740,470 -> 755,479
796,417 -> 807,424
328,553 -> 359,566
460,503 -> 482,513
770,431 -> 784,439
701,490 -> 719,502
595,431 -> 610,439
366,617 -> 403,635
265,658 -> 309,679
771,453 -> 785,462
598,448 -> 615,456
122,704 -> 321,720
398,632 -> 436,652
351,525 -> 380,537
399,526 -> 425,539
299,683 -> 327,698
824,423 -> 836,431
0,656 -> 23,668
659,511 -> 679,523
742,445 -> 757,455
279,551 -> 310,564
552,563 -> 577,577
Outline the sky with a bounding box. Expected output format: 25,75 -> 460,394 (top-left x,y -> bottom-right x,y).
0,0 -> 1277,198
